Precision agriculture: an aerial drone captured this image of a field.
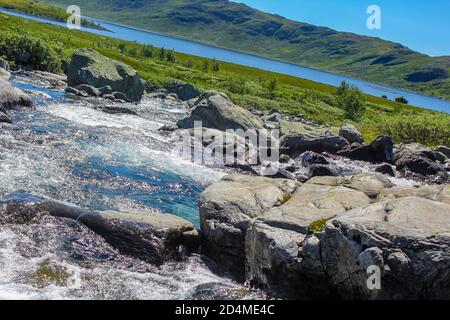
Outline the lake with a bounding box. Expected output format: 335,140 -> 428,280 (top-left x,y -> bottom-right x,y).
1,8 -> 449,113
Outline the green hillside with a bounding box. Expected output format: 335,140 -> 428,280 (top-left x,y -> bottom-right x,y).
35,0 -> 450,100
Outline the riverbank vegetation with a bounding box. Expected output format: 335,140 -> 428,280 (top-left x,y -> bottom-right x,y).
0,12 -> 449,147
0,0 -> 107,30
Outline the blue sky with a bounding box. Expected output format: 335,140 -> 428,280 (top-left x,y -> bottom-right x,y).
236,0 -> 450,56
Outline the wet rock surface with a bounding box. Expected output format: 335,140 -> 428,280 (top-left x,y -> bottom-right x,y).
0,194 -> 198,265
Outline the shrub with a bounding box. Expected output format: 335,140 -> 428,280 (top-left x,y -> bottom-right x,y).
336,81 -> 365,120
0,32 -> 61,72
360,113 -> 450,147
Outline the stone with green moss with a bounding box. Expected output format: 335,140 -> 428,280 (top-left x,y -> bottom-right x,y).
67,48 -> 145,101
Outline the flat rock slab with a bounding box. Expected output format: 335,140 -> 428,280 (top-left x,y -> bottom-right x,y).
0,194 -> 197,265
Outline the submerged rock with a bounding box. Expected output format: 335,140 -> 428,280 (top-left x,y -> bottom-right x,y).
67,48 -> 145,102
177,91 -> 264,132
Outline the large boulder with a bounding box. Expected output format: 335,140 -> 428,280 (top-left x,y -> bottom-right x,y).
67,48 -> 146,102
165,80 -> 199,101
199,174 -> 299,279
281,134 -> 349,157
339,124 -> 364,144
321,197 -> 450,299
0,193 -> 198,265
393,143 -> 447,177
340,136 -> 394,163
0,80 -> 33,110
177,91 -> 264,132
200,174 -> 450,299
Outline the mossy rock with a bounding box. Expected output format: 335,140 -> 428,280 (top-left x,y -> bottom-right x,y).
67,48 -> 145,101
34,259 -> 70,288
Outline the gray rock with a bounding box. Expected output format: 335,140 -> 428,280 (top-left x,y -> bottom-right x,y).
0,58 -> 10,71
0,111 -> 12,124
103,94 -> 115,101
199,174 -> 299,279
339,124 -> 364,144
98,85 -> 113,96
300,151 -> 330,166
321,197 -> 450,299
68,48 -> 145,102
177,91 -> 264,132
306,173 -> 395,198
394,143 -> 447,177
434,146 -> 450,159
281,134 -> 349,157
75,84 -> 100,97
375,163 -> 396,177
377,185 -> 450,205
341,136 -> 393,163
0,194 -> 197,265
307,164 -> 338,178
98,106 -> 138,116
0,80 -> 33,110
200,172 -> 450,299
165,80 -> 199,101
112,91 -> 129,102
0,67 -> 11,81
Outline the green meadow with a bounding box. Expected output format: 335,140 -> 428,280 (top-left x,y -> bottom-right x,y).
0,12 -> 449,146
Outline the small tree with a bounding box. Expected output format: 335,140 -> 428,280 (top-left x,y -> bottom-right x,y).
166,49 -> 176,63
158,47 -> 166,60
128,47 -> 138,56
118,43 -> 126,54
267,78 -> 277,99
202,60 -> 209,71
336,81 -> 365,120
142,45 -> 153,58
212,58 -> 220,72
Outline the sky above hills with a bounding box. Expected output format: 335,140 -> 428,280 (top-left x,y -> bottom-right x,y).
237,0 -> 450,57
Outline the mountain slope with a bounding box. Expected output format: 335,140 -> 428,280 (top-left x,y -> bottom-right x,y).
41,0 -> 450,100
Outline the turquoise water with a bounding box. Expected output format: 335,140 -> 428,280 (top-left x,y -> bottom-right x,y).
1,8 -> 449,113
1,80 -> 225,226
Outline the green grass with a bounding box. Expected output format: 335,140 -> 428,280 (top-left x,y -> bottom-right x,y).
1,12 -> 449,147
38,0 -> 450,101
0,0 -> 106,30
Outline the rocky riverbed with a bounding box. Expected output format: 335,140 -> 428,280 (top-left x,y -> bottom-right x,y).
1,50 -> 449,300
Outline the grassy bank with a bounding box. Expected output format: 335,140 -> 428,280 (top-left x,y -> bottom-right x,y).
0,0 -> 106,30
0,12 -> 449,147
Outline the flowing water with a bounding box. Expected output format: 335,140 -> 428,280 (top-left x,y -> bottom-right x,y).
0,78 -> 261,300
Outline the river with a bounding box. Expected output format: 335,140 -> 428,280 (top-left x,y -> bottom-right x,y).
1,8 -> 449,113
